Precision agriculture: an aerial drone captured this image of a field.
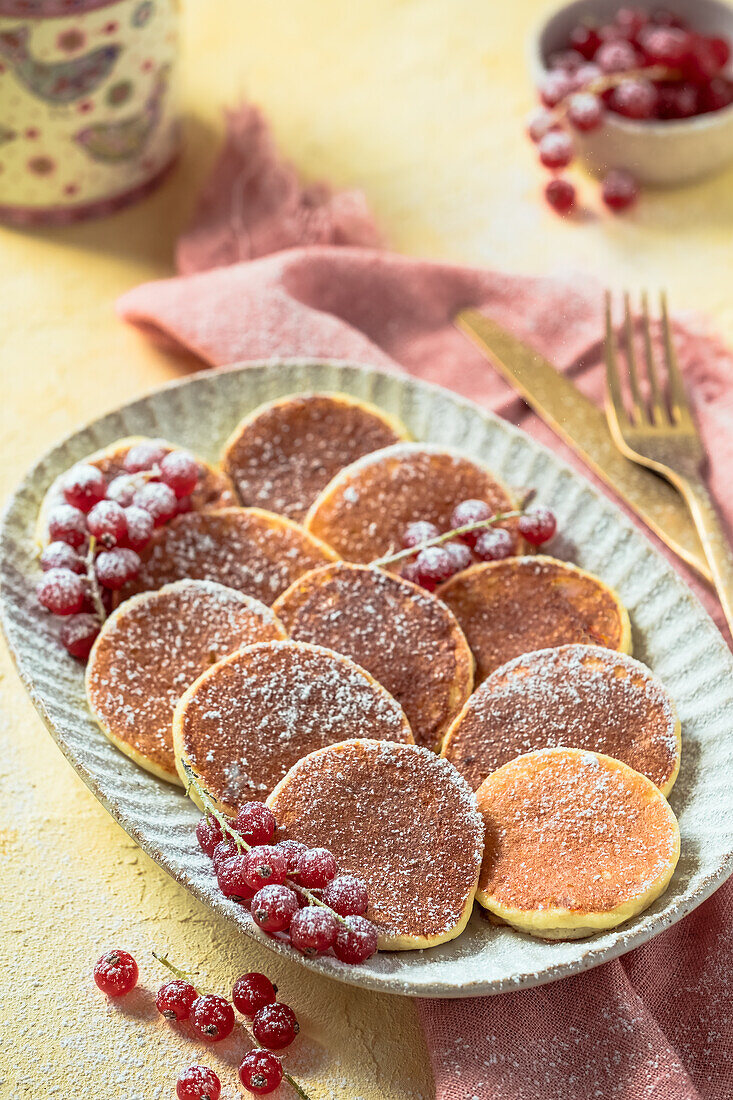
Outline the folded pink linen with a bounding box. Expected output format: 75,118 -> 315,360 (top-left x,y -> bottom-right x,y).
117,105 -> 733,1100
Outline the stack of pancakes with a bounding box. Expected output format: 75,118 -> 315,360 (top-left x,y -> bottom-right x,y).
44,392 -> 681,949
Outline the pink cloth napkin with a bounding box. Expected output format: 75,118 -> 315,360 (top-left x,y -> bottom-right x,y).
118,106 -> 733,1100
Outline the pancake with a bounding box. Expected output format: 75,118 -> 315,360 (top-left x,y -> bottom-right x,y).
438,556 -> 631,683
267,739 -> 485,949
304,444 -> 519,564
174,641 -> 413,813
117,507 -> 338,605
272,562 -> 473,752
86,580 -> 287,784
36,436 -> 236,546
475,747 -> 680,939
222,392 -> 408,522
442,645 -> 680,795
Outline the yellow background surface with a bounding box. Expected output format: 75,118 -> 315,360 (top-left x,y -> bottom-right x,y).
2,2 -> 732,1097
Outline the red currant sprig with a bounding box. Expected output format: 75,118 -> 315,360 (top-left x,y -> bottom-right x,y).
185,762 -> 377,965
38,447 -> 201,660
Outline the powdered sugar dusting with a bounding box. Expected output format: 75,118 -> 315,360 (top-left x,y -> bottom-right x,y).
269,738 -> 485,942
180,641 -> 412,808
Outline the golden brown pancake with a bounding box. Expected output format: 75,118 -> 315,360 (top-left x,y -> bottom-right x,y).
117,507 -> 338,605
174,642 -> 413,812
304,444 -> 519,563
438,556 -> 631,683
475,747 -> 680,939
36,436 -> 236,546
222,392 -> 408,522
267,739 -> 485,949
273,562 -> 473,751
442,645 -> 680,795
86,580 -> 287,784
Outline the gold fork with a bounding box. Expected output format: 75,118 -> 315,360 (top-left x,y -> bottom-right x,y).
604,290 -> 733,638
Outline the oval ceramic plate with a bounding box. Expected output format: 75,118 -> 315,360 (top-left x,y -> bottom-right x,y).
2,360 -> 733,999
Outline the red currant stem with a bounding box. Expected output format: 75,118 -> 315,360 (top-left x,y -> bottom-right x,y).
84,535 -> 107,624
181,762 -> 351,927
551,64 -> 681,125
372,504 -> 529,570
154,949 -> 315,1100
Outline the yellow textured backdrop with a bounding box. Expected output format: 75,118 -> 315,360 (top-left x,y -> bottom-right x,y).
1,1 -> 732,1097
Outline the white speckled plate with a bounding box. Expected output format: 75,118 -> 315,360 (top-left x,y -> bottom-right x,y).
2,360 -> 733,999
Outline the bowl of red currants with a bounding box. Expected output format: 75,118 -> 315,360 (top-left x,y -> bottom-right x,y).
530,0 -> 733,188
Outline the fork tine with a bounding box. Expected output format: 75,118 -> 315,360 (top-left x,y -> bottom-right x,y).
604,291 -> 632,431
660,291 -> 693,426
641,290 -> 668,426
623,291 -> 646,423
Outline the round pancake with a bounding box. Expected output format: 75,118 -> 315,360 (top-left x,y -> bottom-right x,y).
272,562 -> 473,752
442,645 -> 681,795
267,739 -> 484,949
304,444 -> 519,563
475,747 -> 680,939
174,641 -> 413,813
86,580 -> 287,784
222,392 -> 408,522
36,436 -> 236,546
438,556 -> 631,683
117,507 -> 338,605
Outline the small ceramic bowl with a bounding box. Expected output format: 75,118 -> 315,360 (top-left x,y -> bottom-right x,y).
530,0 -> 733,185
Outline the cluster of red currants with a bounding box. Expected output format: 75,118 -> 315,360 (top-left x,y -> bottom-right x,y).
397,501 -> 557,592
197,801 -> 378,966
530,6 -> 733,216
93,949 -> 304,1096
36,441 -> 199,660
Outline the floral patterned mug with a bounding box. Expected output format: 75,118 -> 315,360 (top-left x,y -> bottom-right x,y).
0,0 -> 180,225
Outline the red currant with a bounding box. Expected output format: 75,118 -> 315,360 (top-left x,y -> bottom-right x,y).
239,1050 -> 283,1095
538,130 -> 574,170
289,907 -> 338,956
333,916 -> 379,964
518,506 -> 557,546
449,499 -> 492,544
62,464 -> 106,513
156,978 -> 197,1021
539,70 -> 573,108
60,613 -> 100,659
699,77 -> 733,114
121,505 -> 154,551
571,62 -> 602,90
569,24 -> 602,60
615,7 -> 648,38
160,451 -> 200,498
602,168 -> 639,211
87,500 -> 128,546
474,528 -> 515,562
40,541 -> 84,573
401,520 -> 440,549
233,802 -> 276,846
123,440 -> 168,474
276,839 -> 308,873
526,107 -> 559,143
545,178 -> 576,216
244,845 -> 288,890
596,39 -> 638,72
708,36 -> 731,71
251,884 -> 299,933
217,854 -> 256,902
611,78 -> 658,119
93,949 -> 138,996
176,1065 -> 221,1100
95,547 -> 141,590
411,547 -> 455,590
321,874 -> 369,917
657,81 -> 699,119
212,837 -> 239,870
294,847 -> 338,889
196,816 -> 224,857
651,9 -> 687,29
48,504 -> 88,549
549,48 -> 584,73
105,475 -> 138,507
132,481 -> 178,527
232,971 -> 278,1018
37,568 -> 86,616
190,994 -> 235,1042
443,540 -> 473,573
567,91 -> 604,131
638,25 -> 689,67
252,1002 -> 299,1050
176,495 -> 194,516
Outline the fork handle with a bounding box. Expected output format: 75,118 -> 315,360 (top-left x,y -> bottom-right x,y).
676,474 -> 733,639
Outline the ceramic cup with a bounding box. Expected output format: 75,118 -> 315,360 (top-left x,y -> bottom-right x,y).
0,0 -> 180,225
530,0 -> 733,186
